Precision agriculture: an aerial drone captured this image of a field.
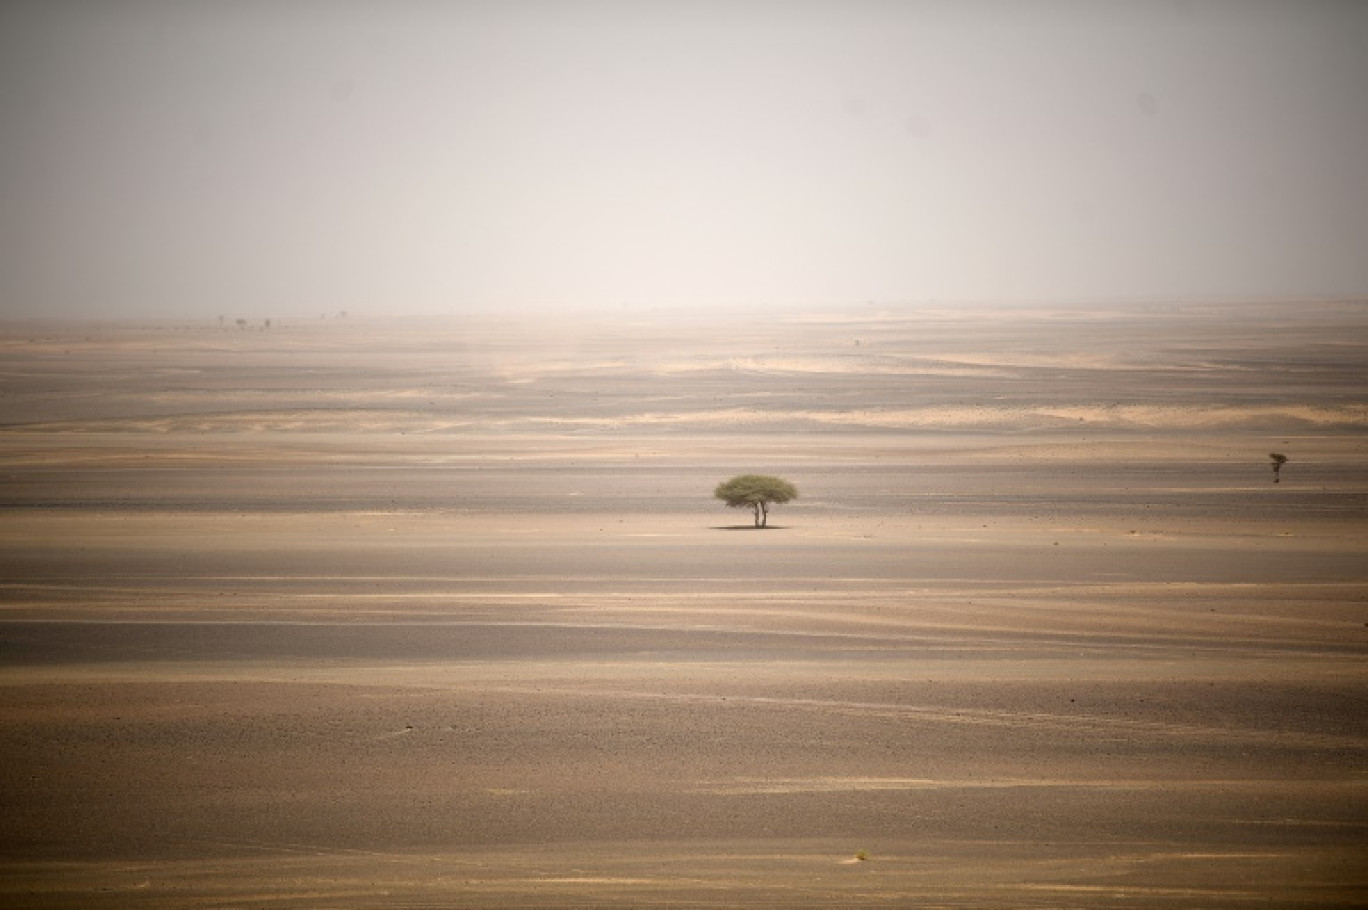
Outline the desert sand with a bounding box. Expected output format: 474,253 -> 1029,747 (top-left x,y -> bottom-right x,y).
1,300 -> 1365,907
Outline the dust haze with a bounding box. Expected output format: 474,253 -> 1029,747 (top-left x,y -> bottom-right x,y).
2,0 -> 1367,319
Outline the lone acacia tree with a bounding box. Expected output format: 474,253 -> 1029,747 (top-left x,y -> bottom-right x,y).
1269,452 -> 1288,483
714,474 -> 798,528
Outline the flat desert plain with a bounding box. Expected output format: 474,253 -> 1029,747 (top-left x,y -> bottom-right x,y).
1,301 -> 1366,908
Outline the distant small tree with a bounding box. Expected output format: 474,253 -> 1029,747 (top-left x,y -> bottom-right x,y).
1269,453 -> 1288,483
714,474 -> 798,528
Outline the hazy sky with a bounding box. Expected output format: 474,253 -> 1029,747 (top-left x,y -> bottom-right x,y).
2,0 -> 1366,318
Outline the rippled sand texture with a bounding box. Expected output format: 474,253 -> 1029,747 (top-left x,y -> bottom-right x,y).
2,301 -> 1366,907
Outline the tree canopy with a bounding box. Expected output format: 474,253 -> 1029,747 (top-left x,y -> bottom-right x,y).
714,474 -> 798,528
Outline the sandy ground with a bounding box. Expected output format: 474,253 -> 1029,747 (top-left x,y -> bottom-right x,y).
1,301 -> 1366,907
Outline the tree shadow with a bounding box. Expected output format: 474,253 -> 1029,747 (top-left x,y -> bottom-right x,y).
710,525 -> 790,531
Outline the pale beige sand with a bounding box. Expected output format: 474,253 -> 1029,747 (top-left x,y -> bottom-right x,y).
1,301 -> 1365,907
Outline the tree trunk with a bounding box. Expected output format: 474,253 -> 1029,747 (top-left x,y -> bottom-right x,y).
760,502 -> 768,527
752,502 -> 762,527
